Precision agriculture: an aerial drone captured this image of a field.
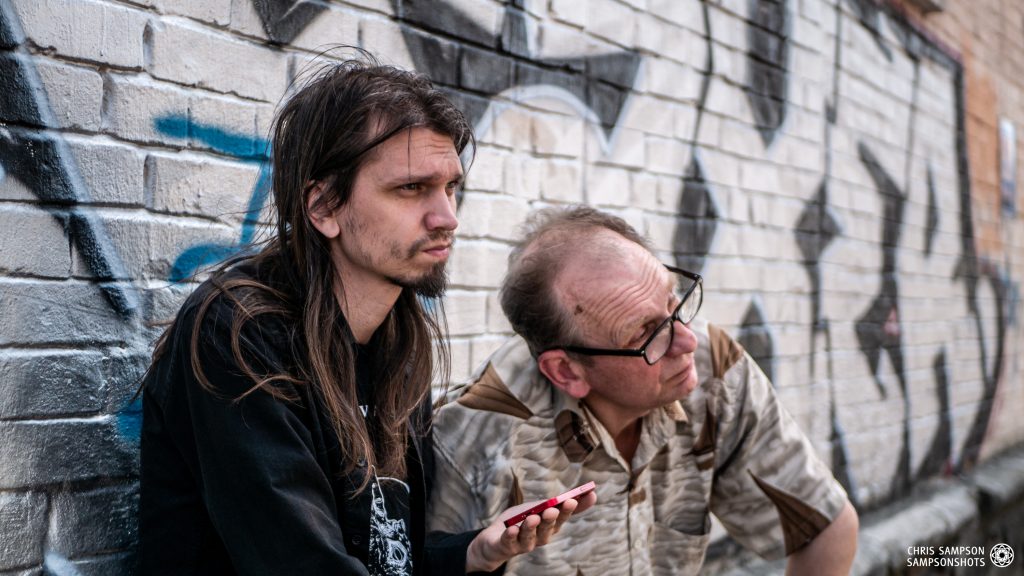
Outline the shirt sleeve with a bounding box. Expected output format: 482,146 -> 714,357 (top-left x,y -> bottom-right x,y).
155,296 -> 372,575
425,403 -> 506,576
426,399 -> 497,535
707,333 -> 849,560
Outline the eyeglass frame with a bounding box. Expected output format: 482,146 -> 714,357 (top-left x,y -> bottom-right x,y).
542,265 -> 703,366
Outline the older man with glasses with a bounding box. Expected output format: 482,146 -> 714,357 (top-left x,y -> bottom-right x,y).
427,206 -> 858,576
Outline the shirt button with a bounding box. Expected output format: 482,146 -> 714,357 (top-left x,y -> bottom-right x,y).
633,539 -> 643,550
352,536 -> 362,546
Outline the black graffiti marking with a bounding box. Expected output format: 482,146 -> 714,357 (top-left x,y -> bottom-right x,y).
829,411 -> 857,504
843,0 -> 893,61
251,0 -> 327,45
396,0 -> 641,138
947,66 -> 1009,470
0,0 -> 136,318
924,166 -> 939,256
854,142 -> 908,389
955,258 -> 1009,469
737,300 -> 774,383
673,155 -> 718,275
817,0 -> 858,500
917,350 -> 952,478
745,0 -> 790,147
796,180 -> 840,327
854,142 -> 912,494
671,1 -> 719,276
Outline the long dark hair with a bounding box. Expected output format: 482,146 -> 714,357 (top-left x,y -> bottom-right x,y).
150,56 -> 473,486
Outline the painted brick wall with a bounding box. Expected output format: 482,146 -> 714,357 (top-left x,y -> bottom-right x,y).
0,0 -> 1021,573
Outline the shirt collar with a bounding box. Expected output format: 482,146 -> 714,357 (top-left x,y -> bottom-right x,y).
553,389 -> 689,465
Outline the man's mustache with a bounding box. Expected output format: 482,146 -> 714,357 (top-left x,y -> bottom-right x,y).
408,232 -> 456,257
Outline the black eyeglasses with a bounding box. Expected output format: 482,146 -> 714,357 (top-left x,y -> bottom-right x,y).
545,265 -> 703,366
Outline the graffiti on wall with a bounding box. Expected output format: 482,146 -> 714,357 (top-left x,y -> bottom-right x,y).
0,0 -> 137,318
0,0 -> 1020,571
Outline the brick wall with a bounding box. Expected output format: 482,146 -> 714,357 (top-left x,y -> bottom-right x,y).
0,0 -> 1020,573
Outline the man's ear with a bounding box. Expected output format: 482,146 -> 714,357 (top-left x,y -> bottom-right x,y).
538,350 -> 591,399
306,180 -> 340,239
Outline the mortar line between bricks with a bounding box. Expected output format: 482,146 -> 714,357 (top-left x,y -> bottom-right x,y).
0,415 -> 114,425
0,345 -> 135,357
103,68 -> 281,106
19,41 -> 146,75
0,200 -> 250,229
22,2 -> 295,79
0,342 -> 138,352
0,412 -> 118,424
1,477 -> 139,496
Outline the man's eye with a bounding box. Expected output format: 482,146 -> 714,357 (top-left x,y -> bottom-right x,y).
399,183 -> 422,192
630,330 -> 651,347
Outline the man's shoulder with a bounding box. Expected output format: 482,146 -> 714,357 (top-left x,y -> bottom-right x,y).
433,336 -> 551,447
146,259 -> 299,402
184,259 -> 296,337
688,318 -> 746,382
439,335 -> 549,414
683,319 -> 760,424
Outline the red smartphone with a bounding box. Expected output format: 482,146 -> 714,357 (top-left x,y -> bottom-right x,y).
503,481 -> 596,528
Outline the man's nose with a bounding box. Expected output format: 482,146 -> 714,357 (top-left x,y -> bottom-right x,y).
425,187 -> 458,232
668,320 -> 698,356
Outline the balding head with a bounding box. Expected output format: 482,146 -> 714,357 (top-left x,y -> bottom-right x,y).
500,206 -> 653,356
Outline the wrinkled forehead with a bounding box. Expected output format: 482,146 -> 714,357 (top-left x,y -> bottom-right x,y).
554,233 -> 668,319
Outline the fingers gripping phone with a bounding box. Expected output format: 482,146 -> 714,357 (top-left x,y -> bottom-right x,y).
503,481 -> 596,528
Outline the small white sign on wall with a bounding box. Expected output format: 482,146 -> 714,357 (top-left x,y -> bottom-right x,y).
999,117 -> 1016,216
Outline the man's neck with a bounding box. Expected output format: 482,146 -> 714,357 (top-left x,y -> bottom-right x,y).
583,398 -> 646,467
334,268 -> 403,344
613,419 -> 642,466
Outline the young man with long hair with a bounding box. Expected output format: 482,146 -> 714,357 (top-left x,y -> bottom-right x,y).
138,58 -> 592,575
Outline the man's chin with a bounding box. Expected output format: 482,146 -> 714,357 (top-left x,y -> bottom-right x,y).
669,364 -> 699,399
390,264 -> 449,298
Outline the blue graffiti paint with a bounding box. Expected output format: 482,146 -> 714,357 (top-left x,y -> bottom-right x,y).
44,551 -> 85,576
154,114 -> 266,160
116,396 -> 143,443
154,114 -> 272,282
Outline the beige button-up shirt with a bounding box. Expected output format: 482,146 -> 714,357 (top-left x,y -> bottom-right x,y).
428,319 -> 849,576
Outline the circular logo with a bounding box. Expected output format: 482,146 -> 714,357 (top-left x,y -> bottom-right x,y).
991,543 -> 1014,568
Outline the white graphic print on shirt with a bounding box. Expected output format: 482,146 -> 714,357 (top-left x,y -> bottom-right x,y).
368,474 -> 413,576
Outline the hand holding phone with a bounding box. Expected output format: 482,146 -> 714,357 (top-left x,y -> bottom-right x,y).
502,481 -> 596,528
466,481 -> 597,572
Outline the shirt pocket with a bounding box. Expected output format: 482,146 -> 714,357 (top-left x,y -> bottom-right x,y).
650,519 -> 711,576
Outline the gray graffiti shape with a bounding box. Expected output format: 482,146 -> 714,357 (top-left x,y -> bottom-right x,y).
0,0 -> 137,319
795,181 -> 841,332
924,166 -> 939,256
746,0 -> 790,147
251,0 -> 327,45
394,0 -> 641,139
843,0 -> 893,61
917,349 -> 953,477
737,300 -> 774,383
672,2 -> 719,278
855,141 -> 912,495
948,52 -> 1008,471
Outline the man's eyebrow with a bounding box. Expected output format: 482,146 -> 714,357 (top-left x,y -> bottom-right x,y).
383,170 -> 464,186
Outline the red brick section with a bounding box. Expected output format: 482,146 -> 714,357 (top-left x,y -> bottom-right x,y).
894,0 -> 1024,257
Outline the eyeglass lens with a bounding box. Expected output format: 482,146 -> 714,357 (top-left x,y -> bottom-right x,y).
645,278 -> 702,364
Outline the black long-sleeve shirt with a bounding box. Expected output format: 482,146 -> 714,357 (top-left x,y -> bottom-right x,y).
139,262 -> 477,574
